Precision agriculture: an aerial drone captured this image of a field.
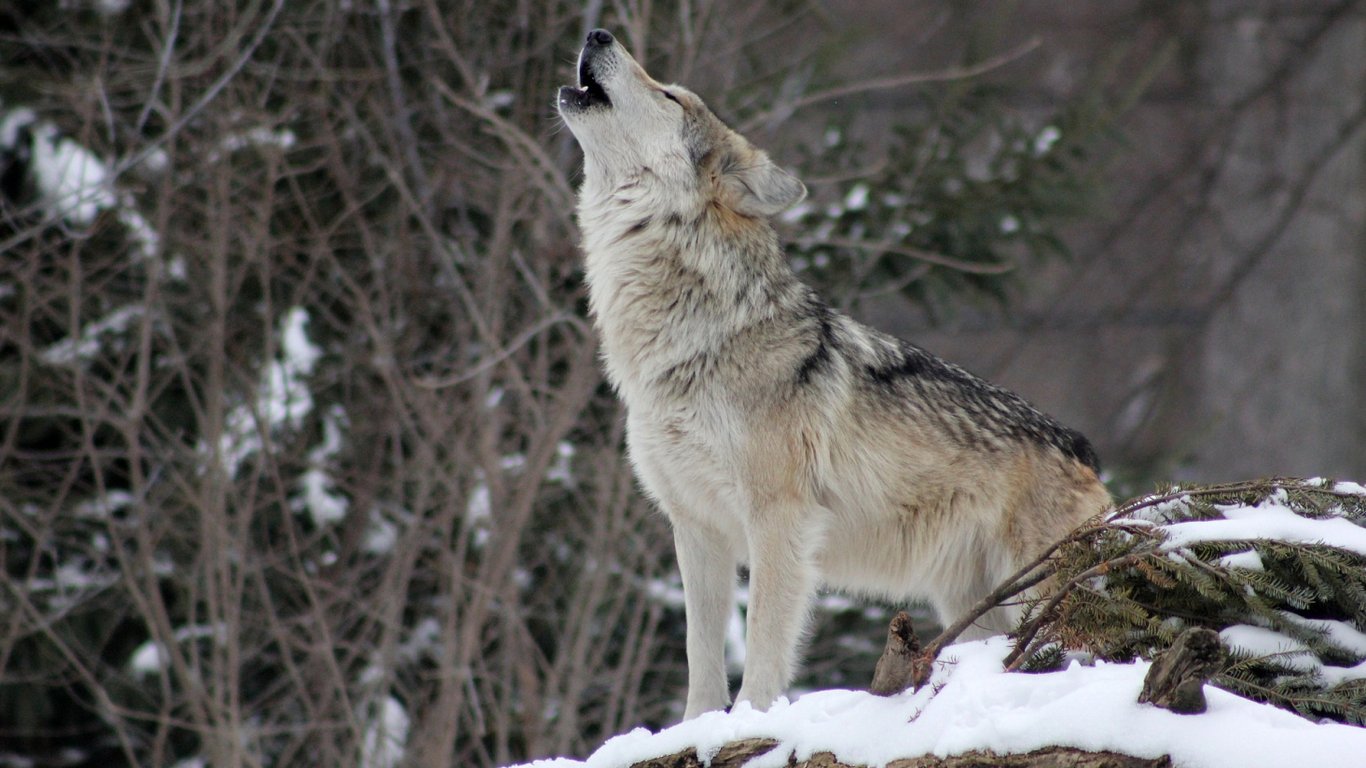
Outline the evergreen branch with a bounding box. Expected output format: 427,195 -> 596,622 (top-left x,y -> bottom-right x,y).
1214,674 -> 1366,725
920,520 -> 1117,663
1004,549 -> 1162,671
1005,479 -> 1366,725
1105,478 -> 1366,525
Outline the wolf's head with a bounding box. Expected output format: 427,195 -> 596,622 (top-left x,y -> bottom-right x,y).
558,29 -> 806,219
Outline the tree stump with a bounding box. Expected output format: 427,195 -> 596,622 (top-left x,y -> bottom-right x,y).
1137,627 -> 1223,715
870,611 -> 934,695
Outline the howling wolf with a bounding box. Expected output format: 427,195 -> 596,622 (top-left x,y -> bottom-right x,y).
557,28 -> 1110,719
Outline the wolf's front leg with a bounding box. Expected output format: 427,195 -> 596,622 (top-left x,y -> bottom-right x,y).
674,522 -> 737,719
733,510 -> 819,711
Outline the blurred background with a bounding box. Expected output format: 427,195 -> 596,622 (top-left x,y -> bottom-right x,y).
0,1 -> 1362,766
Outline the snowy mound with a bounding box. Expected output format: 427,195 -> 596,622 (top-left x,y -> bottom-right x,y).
514,636 -> 1366,768
514,480 -> 1366,768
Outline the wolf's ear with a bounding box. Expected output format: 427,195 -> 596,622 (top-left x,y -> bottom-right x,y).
719,152 -> 807,218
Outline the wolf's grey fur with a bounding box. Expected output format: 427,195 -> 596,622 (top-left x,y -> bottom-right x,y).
557,29 -> 1111,719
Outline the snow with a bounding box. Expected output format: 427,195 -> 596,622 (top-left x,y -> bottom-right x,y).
545,441 -> 577,486
1335,481 -> 1366,496
0,106 -> 35,146
212,126 -> 298,161
216,307 -> 323,475
1221,624 -> 1366,686
484,90 -> 516,110
1033,125 -> 1061,156
280,306 -> 322,375
2,106 -> 161,259
297,407 -> 348,527
73,490 -> 135,519
1219,625 -> 1316,670
360,695 -> 409,768
467,481 -> 491,530
397,617 -> 442,664
779,200 -> 813,224
129,640 -> 168,675
1160,490 -> 1366,557
485,386 -> 506,409
464,444 -> 579,546
117,207 -> 161,261
228,126 -> 297,152
1277,612 -> 1366,657
514,637 -> 1366,768
27,121 -> 115,225
82,0 -> 132,13
1215,548 -> 1264,571
843,184 -> 869,212
40,305 -> 144,366
128,625 -> 223,677
299,467 -> 347,526
25,562 -> 118,612
1117,493 -> 1192,525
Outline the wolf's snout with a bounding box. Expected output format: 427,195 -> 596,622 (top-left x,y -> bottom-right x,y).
559,29 -> 615,114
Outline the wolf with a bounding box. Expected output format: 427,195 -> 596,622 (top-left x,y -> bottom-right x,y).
557,29 -> 1111,719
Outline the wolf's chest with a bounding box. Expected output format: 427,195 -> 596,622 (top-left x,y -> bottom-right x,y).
624,399 -> 753,542
623,358 -> 762,479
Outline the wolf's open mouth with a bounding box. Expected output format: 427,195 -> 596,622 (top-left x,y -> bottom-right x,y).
574,53 -> 611,108
557,36 -> 613,113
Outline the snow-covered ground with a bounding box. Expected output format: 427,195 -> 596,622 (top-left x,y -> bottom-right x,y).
515,635 -> 1366,768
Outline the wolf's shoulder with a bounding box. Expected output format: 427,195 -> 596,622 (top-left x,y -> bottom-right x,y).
818,315 -> 1100,472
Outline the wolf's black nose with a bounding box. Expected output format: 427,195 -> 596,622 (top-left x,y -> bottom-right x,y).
586,29 -> 614,47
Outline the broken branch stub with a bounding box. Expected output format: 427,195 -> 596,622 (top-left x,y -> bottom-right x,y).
1137,627 -> 1223,715
870,611 -> 936,695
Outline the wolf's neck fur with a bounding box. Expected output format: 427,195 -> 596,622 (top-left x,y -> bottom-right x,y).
577,170 -> 808,400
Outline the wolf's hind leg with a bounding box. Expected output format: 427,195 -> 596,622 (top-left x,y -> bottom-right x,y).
674,522 -> 736,719
930,540 -> 1023,641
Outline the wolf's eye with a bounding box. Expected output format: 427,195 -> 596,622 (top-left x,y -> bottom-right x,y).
661,90 -> 681,104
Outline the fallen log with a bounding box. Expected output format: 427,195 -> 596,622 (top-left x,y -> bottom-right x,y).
629,740 -> 1171,768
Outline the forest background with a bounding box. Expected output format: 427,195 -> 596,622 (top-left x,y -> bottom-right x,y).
1,1 -> 1363,766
